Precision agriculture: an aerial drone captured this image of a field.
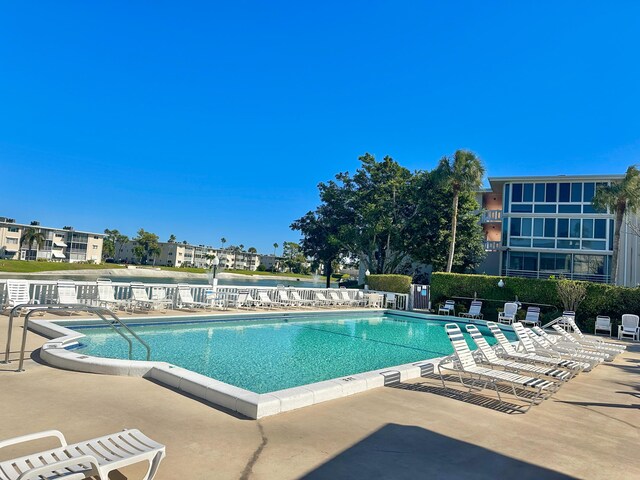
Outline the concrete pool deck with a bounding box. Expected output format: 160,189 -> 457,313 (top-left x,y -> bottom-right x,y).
1,312 -> 639,479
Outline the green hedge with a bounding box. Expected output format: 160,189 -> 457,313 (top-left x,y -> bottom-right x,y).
367,274 -> 412,294
430,272 -> 640,332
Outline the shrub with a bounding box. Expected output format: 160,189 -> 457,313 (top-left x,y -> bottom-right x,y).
431,272 -> 640,331
257,264 -> 267,271
367,274 -> 412,294
556,279 -> 586,312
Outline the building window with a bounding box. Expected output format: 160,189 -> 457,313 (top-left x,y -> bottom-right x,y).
6,238 -> 18,245
583,183 -> 595,202
545,183 -> 557,202
558,183 -> 570,202
93,245 -> 98,250
571,183 -> 582,202
8,227 -> 19,232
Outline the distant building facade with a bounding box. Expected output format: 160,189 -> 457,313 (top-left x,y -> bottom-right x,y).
0,217 -> 104,263
476,175 -> 640,286
117,241 -> 261,270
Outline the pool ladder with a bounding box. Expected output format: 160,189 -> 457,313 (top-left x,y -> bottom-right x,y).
3,303 -> 152,372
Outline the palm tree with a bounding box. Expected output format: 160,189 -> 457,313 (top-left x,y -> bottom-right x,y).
272,242 -> 279,272
20,227 -> 46,260
168,234 -> 176,243
593,165 -> 640,283
248,247 -> 257,254
239,244 -> 245,252
220,237 -> 227,250
437,150 -> 485,272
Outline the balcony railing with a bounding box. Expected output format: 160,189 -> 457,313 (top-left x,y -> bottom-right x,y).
481,209 -> 502,223
483,240 -> 502,252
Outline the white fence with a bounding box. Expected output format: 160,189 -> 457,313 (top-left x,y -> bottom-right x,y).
0,280 -> 409,311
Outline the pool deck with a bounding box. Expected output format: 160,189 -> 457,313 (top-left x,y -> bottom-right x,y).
1,310 -> 639,479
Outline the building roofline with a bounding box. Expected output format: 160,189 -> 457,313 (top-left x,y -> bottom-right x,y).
488,174 -> 624,182
0,221 -> 104,237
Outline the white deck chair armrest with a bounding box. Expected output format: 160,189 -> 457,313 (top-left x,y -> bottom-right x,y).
16,454 -> 102,480
0,429 -> 67,449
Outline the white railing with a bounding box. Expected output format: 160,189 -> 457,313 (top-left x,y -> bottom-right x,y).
481,210 -> 502,223
483,240 -> 501,252
0,280 -> 409,311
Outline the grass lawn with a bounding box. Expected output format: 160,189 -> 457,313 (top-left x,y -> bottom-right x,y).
0,260 -> 126,273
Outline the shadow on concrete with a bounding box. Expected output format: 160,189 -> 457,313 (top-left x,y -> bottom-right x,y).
302,423 -> 577,480
554,400 -> 640,410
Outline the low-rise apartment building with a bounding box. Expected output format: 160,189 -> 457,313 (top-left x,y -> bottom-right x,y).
117,241 -> 262,270
476,174 -> 640,286
0,217 -> 104,263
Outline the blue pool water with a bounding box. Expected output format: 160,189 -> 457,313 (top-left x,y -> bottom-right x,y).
70,313 -> 513,394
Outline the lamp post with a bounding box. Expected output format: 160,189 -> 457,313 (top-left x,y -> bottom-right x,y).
497,278 -> 505,288
210,256 -> 220,290
364,269 -> 370,290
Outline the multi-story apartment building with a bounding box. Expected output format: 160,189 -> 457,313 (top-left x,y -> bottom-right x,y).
477,175 -> 640,286
0,217 -> 104,263
117,241 -> 261,270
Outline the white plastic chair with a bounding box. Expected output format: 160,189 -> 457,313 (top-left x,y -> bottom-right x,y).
618,314 -> 639,341
438,300 -> 455,315
594,316 -> 612,336
498,302 -> 518,324
3,280 -> 39,315
521,306 -> 541,327
459,300 -> 483,319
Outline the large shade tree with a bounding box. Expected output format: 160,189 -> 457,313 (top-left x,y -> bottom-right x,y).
592,165 -> 640,283
435,150 -> 485,272
133,229 -> 161,265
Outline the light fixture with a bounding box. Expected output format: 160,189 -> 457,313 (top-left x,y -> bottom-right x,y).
497,279 -> 504,288
211,256 -> 220,279
365,269 -> 370,276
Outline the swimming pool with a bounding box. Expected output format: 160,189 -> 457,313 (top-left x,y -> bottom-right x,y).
67,312 -> 510,394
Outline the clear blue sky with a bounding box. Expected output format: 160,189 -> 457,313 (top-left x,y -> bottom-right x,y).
1,1 -> 639,253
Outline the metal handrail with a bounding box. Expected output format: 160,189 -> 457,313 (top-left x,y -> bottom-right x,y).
3,303 -> 152,372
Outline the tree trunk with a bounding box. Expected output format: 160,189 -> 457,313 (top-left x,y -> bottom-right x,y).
446,192 -> 459,272
611,204 -> 625,284
325,260 -> 333,288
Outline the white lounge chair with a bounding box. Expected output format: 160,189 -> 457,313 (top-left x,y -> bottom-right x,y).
521,306 -> 541,327
130,283 -> 171,311
438,300 -> 455,315
466,324 -> 572,382
290,290 -> 316,307
528,326 -> 601,371
0,428 -> 165,480
551,324 -> 614,361
486,322 -> 587,372
339,289 -> 359,307
96,279 -> 129,311
234,290 -> 261,309
56,280 -> 78,305
439,323 -> 556,412
257,290 -> 280,308
276,289 -> 299,307
176,284 -> 209,309
594,315 -> 612,337
314,291 -> 334,307
328,290 -> 349,306
365,293 -> 383,308
459,300 -> 483,319
564,317 -> 625,353
2,280 -> 39,315
497,302 -> 518,324
618,314 -> 639,341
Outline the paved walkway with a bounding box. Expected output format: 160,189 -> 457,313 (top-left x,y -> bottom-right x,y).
0,313 -> 638,479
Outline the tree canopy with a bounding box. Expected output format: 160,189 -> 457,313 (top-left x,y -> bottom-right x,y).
133,229 -> 160,265
292,152 -> 485,283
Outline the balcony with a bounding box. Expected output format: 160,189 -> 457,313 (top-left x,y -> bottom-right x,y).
481,209 -> 502,223
483,240 -> 501,252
